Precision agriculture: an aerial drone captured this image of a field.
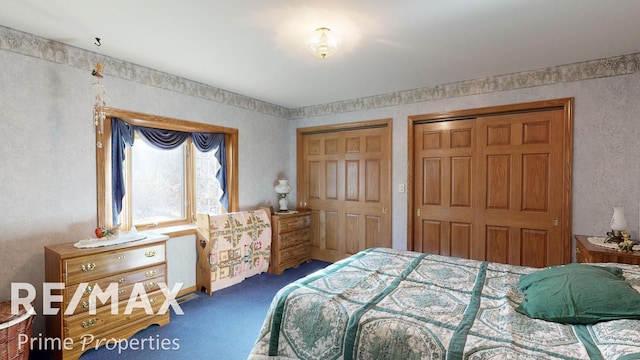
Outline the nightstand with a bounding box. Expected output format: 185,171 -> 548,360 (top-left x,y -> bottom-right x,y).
575,235 -> 640,265
269,211 -> 311,274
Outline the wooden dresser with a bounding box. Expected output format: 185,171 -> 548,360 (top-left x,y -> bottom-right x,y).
575,235 -> 640,265
269,211 -> 311,275
44,234 -> 169,360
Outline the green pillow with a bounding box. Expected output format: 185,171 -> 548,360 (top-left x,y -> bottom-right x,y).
516,263 -> 640,324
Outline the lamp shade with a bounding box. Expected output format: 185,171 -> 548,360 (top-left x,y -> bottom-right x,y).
275,179 -> 291,194
610,206 -> 627,231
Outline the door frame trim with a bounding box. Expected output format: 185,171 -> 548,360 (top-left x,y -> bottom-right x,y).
407,98 -> 573,263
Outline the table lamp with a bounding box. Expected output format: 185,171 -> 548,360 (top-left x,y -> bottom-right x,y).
275,179 -> 292,212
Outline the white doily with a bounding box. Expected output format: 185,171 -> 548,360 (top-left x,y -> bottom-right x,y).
74,232 -> 147,248
587,236 -> 640,251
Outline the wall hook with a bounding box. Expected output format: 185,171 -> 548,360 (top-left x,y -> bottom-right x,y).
94,37 -> 101,47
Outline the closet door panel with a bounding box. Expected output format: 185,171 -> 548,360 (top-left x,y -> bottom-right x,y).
413,120 -> 476,259
479,110 -> 564,266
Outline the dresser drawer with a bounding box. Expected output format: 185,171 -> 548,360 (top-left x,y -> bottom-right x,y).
64,289 -> 167,340
64,265 -> 166,315
65,244 -> 166,285
279,228 -> 310,249
278,215 -> 310,232
278,243 -> 310,265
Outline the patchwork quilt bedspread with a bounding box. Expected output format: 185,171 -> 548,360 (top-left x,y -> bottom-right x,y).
249,247 -> 640,360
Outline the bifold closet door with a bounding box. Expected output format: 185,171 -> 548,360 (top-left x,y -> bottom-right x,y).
298,122 -> 391,263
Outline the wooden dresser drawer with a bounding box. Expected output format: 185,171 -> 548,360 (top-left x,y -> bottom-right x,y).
278,243 -> 310,265
279,215 -> 310,232
63,289 -> 167,340
64,243 -> 165,284
279,228 -> 310,249
64,264 -> 166,315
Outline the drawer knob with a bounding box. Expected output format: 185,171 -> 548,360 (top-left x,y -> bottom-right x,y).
82,318 -> 97,328
145,270 -> 157,278
81,263 -> 96,272
118,289 -> 127,295
117,255 -> 126,260
146,282 -> 157,290
83,285 -> 93,295
150,298 -> 157,305
145,250 -> 156,257
118,277 -> 126,284
81,300 -> 90,308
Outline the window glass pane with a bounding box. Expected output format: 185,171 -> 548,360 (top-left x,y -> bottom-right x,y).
195,147 -> 223,215
131,139 -> 186,224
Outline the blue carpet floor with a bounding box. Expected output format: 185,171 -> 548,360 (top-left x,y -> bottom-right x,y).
30,260 -> 330,360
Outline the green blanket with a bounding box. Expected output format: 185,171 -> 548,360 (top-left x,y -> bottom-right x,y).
249,248 -> 640,360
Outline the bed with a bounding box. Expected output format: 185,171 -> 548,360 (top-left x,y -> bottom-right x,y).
249,247 -> 640,359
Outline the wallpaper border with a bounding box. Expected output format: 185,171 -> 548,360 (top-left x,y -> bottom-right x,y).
2,25 -> 638,120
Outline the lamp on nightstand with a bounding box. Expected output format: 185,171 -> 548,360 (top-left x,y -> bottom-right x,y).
605,206 -> 627,243
275,179 -> 292,212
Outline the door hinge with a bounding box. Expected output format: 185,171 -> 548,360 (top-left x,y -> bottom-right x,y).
552,217 -> 559,226
417,209 -> 421,217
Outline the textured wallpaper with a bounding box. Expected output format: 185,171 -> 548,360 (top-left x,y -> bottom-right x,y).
2,26 -> 640,334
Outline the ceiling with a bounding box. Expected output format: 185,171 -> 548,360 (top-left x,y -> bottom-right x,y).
1,0 -> 639,109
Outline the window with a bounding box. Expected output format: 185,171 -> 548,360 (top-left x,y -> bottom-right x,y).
130,136 -> 187,225
195,147 -> 224,215
96,108 -> 238,230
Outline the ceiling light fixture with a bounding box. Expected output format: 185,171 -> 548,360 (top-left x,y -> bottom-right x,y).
306,27 -> 341,59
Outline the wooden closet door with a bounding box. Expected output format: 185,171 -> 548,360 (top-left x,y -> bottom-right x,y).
476,110 -> 565,267
412,119 -> 476,259
299,123 -> 391,263
413,107 -> 568,267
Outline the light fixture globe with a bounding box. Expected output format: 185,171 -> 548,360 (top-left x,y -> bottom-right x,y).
306,27 -> 341,59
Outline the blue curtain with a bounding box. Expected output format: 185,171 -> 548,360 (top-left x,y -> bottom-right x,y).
111,118 -> 135,225
110,118 -> 228,224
